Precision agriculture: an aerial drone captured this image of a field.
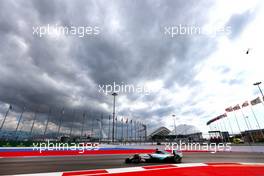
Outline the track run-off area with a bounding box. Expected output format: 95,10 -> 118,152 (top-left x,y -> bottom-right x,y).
1,152 -> 264,175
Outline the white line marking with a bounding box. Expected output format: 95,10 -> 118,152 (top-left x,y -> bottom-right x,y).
240,162 -> 264,166
106,167 -> 145,173
12,163 -> 218,176
173,163 -> 208,167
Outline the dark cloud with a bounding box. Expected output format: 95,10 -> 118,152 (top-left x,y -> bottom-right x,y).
0,0 -> 232,135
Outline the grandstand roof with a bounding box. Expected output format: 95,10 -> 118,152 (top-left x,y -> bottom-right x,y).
149,127 -> 171,137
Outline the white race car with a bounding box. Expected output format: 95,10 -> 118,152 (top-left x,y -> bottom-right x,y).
125,149 -> 183,164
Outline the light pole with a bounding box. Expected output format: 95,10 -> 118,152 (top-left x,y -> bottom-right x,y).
112,92 -> 118,142
96,118 -> 102,142
253,82 -> 264,98
172,114 -> 177,141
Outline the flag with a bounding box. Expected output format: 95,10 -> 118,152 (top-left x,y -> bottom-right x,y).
206,118 -> 215,126
242,101 -> 249,108
225,106 -> 233,112
233,104 -> 240,111
251,97 -> 261,106
206,113 -> 226,125
216,113 -> 226,119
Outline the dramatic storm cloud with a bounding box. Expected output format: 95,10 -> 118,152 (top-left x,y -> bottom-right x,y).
0,0 -> 263,135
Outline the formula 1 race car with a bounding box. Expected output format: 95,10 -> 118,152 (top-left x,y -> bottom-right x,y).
125,149 -> 183,164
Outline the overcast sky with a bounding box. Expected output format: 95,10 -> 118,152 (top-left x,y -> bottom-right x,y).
0,0 -> 264,136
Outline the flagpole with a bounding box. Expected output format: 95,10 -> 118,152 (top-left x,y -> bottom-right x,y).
121,118 -> 124,142
30,108 -> 39,137
213,124 -> 216,131
137,122 -> 139,142
0,105 -> 12,131
43,108 -> 51,140
213,123 -> 218,131
57,108 -> 65,138
130,120 -> 133,142
245,115 -> 254,130
69,110 -> 75,137
111,92 -> 118,143
115,117 -> 118,141
100,114 -> 103,142
81,112 -> 85,137
208,125 -> 212,131
221,118 -> 230,142
250,106 -> 264,139
218,120 -> 223,132
15,107 -> 26,139
221,118 -> 228,132
108,115 -> 111,142
226,114 -> 234,135
135,122 -> 137,142
139,123 -> 141,142
126,119 -> 128,143
139,123 -> 141,143
133,121 -> 135,141
215,121 -> 220,132
240,109 -> 255,143
138,123 -> 140,142
91,118 -> 94,138
233,111 -> 242,135
218,120 -> 226,143
134,121 -> 137,142
135,122 -> 138,142
96,118 -> 102,142
143,123 -> 146,143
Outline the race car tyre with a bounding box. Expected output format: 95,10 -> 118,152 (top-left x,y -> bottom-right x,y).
173,156 -> 182,163
132,154 -> 141,164
177,158 -> 182,163
132,158 -> 140,164
125,158 -> 131,163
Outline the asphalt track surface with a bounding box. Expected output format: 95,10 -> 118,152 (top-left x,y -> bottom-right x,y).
0,152 -> 264,175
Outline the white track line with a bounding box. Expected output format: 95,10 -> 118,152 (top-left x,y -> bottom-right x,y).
173,163 -> 208,167
11,162 -> 264,176
106,167 -> 145,173
11,172 -> 63,176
